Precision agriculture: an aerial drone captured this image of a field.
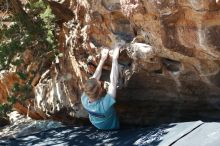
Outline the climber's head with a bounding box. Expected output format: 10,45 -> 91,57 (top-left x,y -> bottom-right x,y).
84,78 -> 104,100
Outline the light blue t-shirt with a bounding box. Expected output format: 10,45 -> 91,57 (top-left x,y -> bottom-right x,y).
81,92 -> 119,130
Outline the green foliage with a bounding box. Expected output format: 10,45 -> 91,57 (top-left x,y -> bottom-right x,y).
0,103 -> 12,117
11,59 -> 24,66
0,81 -> 33,117
0,0 -> 57,71
8,96 -> 17,105
16,71 -> 28,80
12,82 -> 20,92
26,0 -> 57,51
29,0 -> 47,10
0,104 -> 5,114
0,22 -> 29,70
0,96 -> 17,117
0,0 -> 58,116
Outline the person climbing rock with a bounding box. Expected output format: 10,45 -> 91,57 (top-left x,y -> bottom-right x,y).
81,45 -> 121,130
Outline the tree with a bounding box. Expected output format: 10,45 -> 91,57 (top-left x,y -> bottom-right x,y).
0,0 -> 58,117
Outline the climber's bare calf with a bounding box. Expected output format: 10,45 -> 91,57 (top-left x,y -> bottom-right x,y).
81,45 -> 120,130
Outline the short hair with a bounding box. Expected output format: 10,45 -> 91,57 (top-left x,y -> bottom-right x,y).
84,78 -> 100,99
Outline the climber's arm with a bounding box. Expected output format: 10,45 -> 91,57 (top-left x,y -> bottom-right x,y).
91,48 -> 109,80
107,46 -> 120,98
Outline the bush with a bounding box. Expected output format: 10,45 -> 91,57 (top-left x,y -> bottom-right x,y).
0,0 -> 58,116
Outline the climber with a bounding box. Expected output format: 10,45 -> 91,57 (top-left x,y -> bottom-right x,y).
81,45 -> 121,130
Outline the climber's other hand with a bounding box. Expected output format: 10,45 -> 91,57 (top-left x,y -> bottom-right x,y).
112,46 -> 120,60
101,48 -> 109,61
115,40 -> 125,48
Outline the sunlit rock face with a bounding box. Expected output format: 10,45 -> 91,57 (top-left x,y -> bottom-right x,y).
0,71 -> 45,120
49,0 -> 220,125
1,0 -> 220,125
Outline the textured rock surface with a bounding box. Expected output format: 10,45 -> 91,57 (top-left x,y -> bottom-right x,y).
1,0 -> 220,126
0,71 -> 44,120
52,0 -> 220,125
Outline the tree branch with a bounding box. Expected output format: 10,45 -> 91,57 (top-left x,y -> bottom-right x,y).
10,0 -> 39,34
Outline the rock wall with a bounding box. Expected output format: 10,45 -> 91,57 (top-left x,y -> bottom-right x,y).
47,0 -> 220,125
2,0 -> 220,126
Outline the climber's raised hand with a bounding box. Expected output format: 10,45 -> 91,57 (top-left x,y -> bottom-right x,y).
101,48 -> 109,61
91,48 -> 109,80
115,40 -> 125,48
112,45 -> 120,60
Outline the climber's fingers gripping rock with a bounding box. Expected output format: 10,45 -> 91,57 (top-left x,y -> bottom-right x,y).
100,48 -> 109,61
112,46 -> 120,60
